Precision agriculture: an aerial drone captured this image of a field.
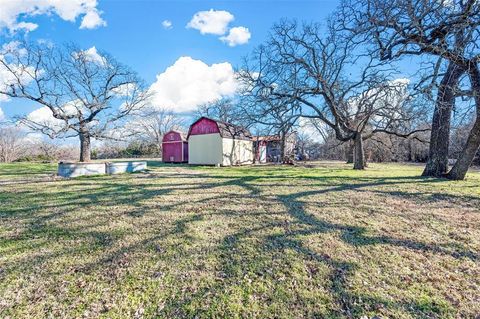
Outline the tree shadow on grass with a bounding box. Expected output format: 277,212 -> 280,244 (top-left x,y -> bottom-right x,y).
1,168 -> 477,317
150,173 -> 471,317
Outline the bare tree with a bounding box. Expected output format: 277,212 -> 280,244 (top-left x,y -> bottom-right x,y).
0,123 -> 27,162
128,107 -> 186,155
239,95 -> 299,163
239,20 -> 427,169
196,98 -> 240,124
0,42 -> 150,162
339,0 -> 480,179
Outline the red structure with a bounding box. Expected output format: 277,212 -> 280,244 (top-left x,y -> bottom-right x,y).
162,130 -> 188,163
187,117 -> 251,139
187,117 -> 220,136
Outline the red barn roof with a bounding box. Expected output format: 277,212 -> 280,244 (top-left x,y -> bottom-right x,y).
188,117 -> 252,140
162,130 -> 187,143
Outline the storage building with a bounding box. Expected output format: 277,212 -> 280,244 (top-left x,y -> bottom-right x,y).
188,117 -> 254,166
254,133 -> 297,163
162,130 -> 188,163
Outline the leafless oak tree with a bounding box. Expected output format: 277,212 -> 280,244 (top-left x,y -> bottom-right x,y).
128,107 -> 186,155
237,92 -> 300,163
339,0 -> 480,179
239,20 -> 427,169
0,123 -> 26,162
0,42 -> 150,162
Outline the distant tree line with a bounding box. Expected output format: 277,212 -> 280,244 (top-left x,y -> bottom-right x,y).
1,0 -> 480,180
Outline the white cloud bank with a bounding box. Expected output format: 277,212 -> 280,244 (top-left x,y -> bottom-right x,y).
74,46 -> 107,65
0,41 -> 35,103
0,0 -> 107,32
24,100 -> 85,135
149,56 -> 238,113
187,9 -> 234,35
80,7 -> 107,29
187,9 -> 251,46
220,26 -> 251,47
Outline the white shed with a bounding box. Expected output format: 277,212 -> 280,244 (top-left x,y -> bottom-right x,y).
187,117 -> 254,166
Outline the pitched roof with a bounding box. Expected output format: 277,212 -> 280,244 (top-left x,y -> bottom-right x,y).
254,132 -> 297,142
215,119 -> 252,140
255,135 -> 282,142
190,117 -> 253,140
164,130 -> 187,142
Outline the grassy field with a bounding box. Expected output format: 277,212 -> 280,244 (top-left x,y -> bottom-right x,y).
0,161 -> 479,318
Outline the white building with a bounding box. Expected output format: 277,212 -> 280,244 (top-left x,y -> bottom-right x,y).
188,117 -> 254,166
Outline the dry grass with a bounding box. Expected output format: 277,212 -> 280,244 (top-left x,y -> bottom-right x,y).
0,161 -> 479,318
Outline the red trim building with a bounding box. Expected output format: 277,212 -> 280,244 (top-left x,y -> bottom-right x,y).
162,130 -> 188,163
187,117 -> 254,166
254,134 -> 297,163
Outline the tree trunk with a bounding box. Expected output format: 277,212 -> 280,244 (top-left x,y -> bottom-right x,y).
346,141 -> 354,163
79,131 -> 91,162
422,62 -> 463,177
353,132 -> 366,170
447,64 -> 480,180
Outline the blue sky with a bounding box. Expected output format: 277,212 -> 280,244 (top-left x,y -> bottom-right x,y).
0,0 -> 339,120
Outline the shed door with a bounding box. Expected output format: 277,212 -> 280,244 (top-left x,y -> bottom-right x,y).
163,142 -> 183,162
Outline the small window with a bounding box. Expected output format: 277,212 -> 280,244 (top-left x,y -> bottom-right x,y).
169,134 -> 174,140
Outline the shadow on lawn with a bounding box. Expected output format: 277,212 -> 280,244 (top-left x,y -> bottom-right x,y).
199,175 -> 467,317
1,168 -> 477,317
156,174 -> 464,317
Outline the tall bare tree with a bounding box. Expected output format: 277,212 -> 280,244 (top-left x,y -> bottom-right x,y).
196,98 -> 239,124
128,107 -> 186,155
0,42 -> 150,162
0,123 -> 27,162
239,20 -> 427,169
237,91 -> 300,162
339,0 -> 480,179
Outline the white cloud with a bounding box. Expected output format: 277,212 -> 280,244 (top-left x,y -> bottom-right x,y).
21,132 -> 44,144
80,8 -> 107,29
162,20 -> 173,29
0,42 -> 35,102
73,46 -> 107,65
0,0 -> 107,32
149,56 -> 238,113
26,106 -> 67,131
82,46 -> 105,64
298,117 -> 325,143
11,21 -> 38,33
187,9 -> 234,35
0,61 -> 12,103
25,100 -> 84,134
112,83 -> 137,97
220,26 -> 251,46
0,107 -> 5,121
1,41 -> 28,56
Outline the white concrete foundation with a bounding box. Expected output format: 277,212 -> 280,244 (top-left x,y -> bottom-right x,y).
106,161 -> 147,174
57,162 -> 106,178
57,161 -> 147,177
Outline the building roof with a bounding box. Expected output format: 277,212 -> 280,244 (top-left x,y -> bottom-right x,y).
189,117 -> 253,140
163,130 -> 187,142
215,119 -> 252,140
255,135 -> 282,142
254,132 -> 297,142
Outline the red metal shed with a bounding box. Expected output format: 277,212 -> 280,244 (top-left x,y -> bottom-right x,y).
162,130 -> 188,163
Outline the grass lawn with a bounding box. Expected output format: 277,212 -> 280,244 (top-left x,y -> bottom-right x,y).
0,161 -> 479,318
